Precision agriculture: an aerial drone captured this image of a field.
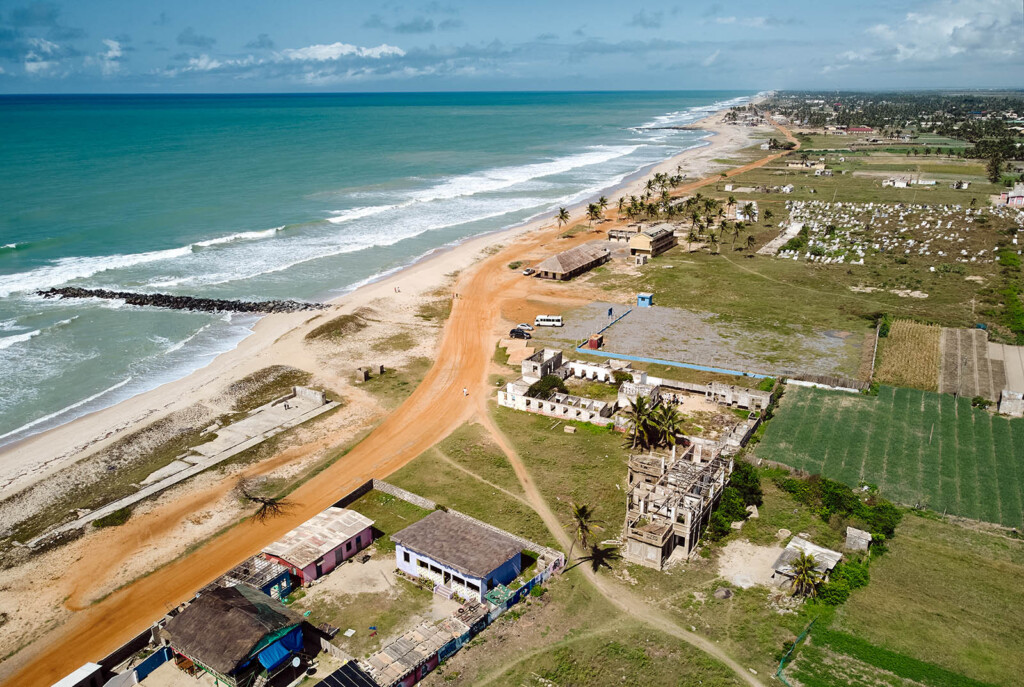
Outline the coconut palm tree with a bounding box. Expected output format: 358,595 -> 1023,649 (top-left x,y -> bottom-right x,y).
789,552 -> 821,597
598,196 -> 609,213
586,203 -> 601,228
624,396 -> 655,449
617,197 -> 626,215
576,543 -> 621,574
742,203 -> 756,224
709,234 -> 719,254
687,231 -> 698,252
746,234 -> 756,250
651,403 -> 683,449
566,502 -> 603,560
556,207 -> 570,228
764,208 -> 774,222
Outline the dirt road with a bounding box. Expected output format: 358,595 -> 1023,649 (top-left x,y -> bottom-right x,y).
6,122 -> 793,686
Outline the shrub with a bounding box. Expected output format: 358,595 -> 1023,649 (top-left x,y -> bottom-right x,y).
831,560 -> 870,590
730,460 -> 763,507
757,377 -> 776,392
817,578 -> 851,605
94,507 -> 132,528
529,584 -> 547,598
527,375 -> 568,399
507,261 -> 524,270
970,396 -> 992,408
612,370 -> 633,386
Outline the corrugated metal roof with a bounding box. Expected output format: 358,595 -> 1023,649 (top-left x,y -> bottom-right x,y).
535,245 -> 609,275
263,507 -> 374,570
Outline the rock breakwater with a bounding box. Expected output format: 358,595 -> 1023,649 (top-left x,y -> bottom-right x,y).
37,287 -> 326,314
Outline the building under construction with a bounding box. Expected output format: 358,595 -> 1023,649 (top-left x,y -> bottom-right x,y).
622,443 -> 732,570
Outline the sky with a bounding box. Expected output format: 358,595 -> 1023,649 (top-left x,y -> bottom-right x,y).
0,0 -> 1021,93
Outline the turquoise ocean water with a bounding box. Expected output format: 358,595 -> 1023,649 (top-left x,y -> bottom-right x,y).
0,90 -> 754,445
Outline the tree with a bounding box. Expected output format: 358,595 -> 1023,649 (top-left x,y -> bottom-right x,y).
746,235 -> 756,250
764,208 -> 774,222
617,197 -> 626,215
742,203 -> 756,223
238,479 -> 291,524
987,154 -> 1003,183
598,196 -> 609,213
709,234 -> 719,254
624,396 -> 655,449
576,543 -> 621,573
586,203 -> 601,228
556,207 -> 570,228
789,552 -> 821,597
651,403 -> 683,449
566,502 -> 603,560
687,231 -> 698,252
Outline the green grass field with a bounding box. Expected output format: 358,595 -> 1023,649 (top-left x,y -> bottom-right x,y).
755,385 -> 1024,528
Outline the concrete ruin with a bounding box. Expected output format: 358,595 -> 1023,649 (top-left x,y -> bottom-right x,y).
623,444 -> 733,570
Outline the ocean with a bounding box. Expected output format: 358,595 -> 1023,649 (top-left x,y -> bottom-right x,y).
0,90 -> 754,446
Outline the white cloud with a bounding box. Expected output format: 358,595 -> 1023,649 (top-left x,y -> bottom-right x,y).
24,37 -> 62,75
702,49 -> 720,67
98,39 -> 122,76
279,42 -> 405,62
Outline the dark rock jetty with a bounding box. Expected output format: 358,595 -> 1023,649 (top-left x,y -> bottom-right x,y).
37,287 -> 326,314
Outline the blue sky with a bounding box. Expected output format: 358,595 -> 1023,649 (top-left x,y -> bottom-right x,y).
0,0 -> 1020,93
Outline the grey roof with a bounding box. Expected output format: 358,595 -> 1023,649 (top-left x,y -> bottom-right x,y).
641,224 -> 674,238
263,507 -> 374,569
772,536 -> 842,577
391,510 -> 522,578
535,245 -> 609,275
162,585 -> 302,676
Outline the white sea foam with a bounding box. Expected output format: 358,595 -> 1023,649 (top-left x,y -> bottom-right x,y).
193,227 -> 282,248
163,323 -> 210,354
0,376 -> 134,442
327,206 -> 398,224
0,329 -> 42,351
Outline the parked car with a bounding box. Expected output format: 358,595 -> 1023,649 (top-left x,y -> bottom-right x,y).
516,323 -> 534,331
509,328 -> 531,340
522,268 -> 535,276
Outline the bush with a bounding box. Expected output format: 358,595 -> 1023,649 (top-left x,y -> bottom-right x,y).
970,395 -> 992,408
878,313 -> 894,338
730,460 -> 763,507
529,584 -> 547,598
527,375 -> 568,399
612,370 -> 633,386
773,473 -> 902,540
817,578 -> 851,605
507,261 -> 524,270
757,377 -> 776,392
94,507 -> 132,528
831,560 -> 870,590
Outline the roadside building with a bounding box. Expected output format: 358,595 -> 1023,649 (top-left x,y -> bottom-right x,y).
392,510 -> 523,602
263,507 -> 374,586
998,183 -> 1024,207
51,664 -> 105,687
534,244 -> 610,280
607,227 -> 639,243
520,348 -> 565,383
846,126 -> 874,135
629,224 -> 677,258
217,555 -> 293,600
160,585 -> 304,687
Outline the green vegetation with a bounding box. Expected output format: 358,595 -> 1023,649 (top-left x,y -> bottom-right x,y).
507,261 -> 524,270
493,405 -> 629,531
293,576 -> 433,658
345,490 -> 431,553
387,424 -> 554,547
229,365 -> 313,412
706,460 -> 763,540
756,384 -> 1024,528
370,331 -> 416,353
416,297 -> 452,322
526,374 -> 568,399
304,312 -> 367,342
360,357 -> 432,409
93,507 -> 132,529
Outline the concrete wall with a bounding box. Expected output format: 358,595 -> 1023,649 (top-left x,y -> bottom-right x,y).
567,360 -> 616,382
292,386 -> 327,404
497,390 -> 614,426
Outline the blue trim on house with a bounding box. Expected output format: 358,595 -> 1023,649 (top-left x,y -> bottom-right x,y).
573,347 -> 769,379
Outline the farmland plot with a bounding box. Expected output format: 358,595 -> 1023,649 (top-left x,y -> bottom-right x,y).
755,384 -> 1024,528
875,319 -> 941,391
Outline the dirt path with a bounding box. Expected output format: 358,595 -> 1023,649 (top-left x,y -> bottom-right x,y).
5,134 -> 790,687
476,412 -> 767,687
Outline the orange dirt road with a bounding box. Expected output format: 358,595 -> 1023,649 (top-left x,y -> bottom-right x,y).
7,120 -> 794,687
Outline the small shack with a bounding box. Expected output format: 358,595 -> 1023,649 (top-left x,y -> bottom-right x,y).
771,536 -> 842,586
219,555 -> 293,600
535,245 -> 610,280
161,585 -> 304,687
392,510 -> 523,603
637,292 -> 654,308
263,507 -> 374,586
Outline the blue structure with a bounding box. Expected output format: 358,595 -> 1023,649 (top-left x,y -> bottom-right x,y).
392,510 -> 522,602
637,292 -> 654,308
221,555 -> 293,600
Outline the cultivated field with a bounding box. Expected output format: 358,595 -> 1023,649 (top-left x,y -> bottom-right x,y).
875,319 -> 941,391
755,384 -> 1024,528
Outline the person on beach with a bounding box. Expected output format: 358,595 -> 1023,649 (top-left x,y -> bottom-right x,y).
463,387 -> 467,396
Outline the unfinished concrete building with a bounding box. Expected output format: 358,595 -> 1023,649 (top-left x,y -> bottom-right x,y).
623,444 -> 732,570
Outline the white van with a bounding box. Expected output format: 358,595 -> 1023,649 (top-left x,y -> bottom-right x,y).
534,315 -> 563,327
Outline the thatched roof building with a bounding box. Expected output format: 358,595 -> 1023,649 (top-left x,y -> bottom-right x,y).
161,585 -> 303,685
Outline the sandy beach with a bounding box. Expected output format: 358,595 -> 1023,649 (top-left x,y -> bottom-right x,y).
0,105 -> 787,685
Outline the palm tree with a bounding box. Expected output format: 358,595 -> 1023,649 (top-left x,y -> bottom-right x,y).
586,203 -> 601,228
789,552 -> 821,597
652,404 -> 683,449
742,203 -> 756,224
598,196 -> 609,213
617,197 -> 626,215
576,543 -> 621,574
566,502 -> 603,560
764,208 -> 774,222
556,207 -> 570,229
746,234 -> 756,250
727,195 -> 736,211
624,396 -> 654,449
709,234 -> 719,255
687,231 -> 698,252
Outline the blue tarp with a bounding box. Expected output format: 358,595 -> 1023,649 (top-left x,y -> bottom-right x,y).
257,626 -> 303,671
